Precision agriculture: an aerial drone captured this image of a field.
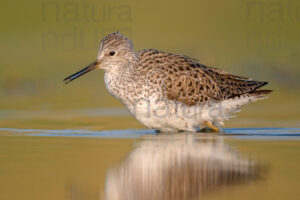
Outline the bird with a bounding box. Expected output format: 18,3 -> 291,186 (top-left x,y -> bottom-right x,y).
64,32 -> 272,133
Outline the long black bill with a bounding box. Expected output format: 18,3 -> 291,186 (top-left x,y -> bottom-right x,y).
63,61 -> 99,84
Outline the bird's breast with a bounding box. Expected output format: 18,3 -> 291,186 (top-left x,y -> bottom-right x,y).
104,72 -> 148,105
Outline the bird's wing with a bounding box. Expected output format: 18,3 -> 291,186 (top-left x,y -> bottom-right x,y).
138,49 -> 268,106
199,65 -> 269,99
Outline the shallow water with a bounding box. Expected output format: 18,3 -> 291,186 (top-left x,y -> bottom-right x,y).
0,109 -> 299,200
1,0 -> 300,198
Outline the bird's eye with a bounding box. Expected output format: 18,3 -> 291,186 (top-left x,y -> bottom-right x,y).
109,51 -> 115,56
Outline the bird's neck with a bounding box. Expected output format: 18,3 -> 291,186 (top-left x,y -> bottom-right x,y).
104,61 -> 140,104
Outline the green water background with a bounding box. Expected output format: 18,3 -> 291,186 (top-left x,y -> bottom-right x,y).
0,0 -> 299,111
0,1 -> 300,200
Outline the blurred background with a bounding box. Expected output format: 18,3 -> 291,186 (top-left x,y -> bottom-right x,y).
0,0 -> 299,126
0,1 -> 300,200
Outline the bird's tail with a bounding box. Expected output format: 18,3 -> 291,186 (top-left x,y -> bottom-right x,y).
248,89 -> 273,99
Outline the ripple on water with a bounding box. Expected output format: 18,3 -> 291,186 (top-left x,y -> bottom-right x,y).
0,127 -> 299,139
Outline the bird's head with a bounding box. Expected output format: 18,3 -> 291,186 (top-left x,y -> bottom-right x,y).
64,32 -> 137,84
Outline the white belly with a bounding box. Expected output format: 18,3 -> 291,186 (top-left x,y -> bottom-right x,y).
104,72 -> 262,132
124,95 -> 261,132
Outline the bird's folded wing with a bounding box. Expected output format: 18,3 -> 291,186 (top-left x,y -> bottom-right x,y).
138,49 -> 269,106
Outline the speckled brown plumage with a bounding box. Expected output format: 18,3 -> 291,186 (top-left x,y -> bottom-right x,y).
64,32 -> 272,132
137,49 -> 271,106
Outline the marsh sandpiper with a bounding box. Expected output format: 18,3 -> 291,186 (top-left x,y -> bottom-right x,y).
64,32 -> 272,132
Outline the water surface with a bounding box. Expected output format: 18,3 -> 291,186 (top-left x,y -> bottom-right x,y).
0,109 -> 299,200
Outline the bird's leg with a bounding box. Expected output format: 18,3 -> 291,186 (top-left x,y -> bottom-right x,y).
154,129 -> 161,134
204,121 -> 220,132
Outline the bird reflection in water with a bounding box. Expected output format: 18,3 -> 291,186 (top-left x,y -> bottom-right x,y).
105,134 -> 261,200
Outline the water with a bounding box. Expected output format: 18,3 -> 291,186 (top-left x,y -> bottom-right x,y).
1,0 -> 300,198
0,109 -> 299,200
1,127 -> 300,138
